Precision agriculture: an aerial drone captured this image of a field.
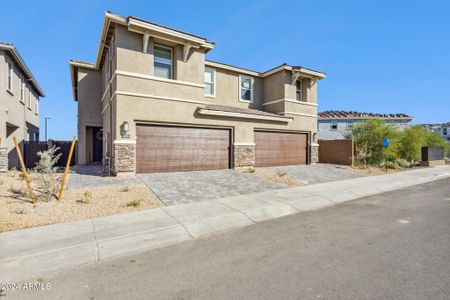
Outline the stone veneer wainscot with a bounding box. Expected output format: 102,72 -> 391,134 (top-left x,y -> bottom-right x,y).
112,141 -> 136,174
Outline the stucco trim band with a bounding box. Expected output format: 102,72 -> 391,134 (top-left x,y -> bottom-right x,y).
233,142 -> 256,146
263,98 -> 319,107
116,91 -> 207,104
115,70 -> 206,88
282,112 -> 318,118
197,108 -> 293,123
113,140 -> 137,144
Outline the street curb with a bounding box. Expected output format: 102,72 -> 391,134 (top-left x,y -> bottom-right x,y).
1,166 -> 449,282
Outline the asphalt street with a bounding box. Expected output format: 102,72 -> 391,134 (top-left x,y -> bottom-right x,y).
6,178 -> 450,300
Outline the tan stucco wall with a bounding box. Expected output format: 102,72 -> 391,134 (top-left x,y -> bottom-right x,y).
209,67 -> 263,110
0,51 -> 40,168
77,68 -> 102,164
75,22 -> 323,170
263,70 -> 285,103
114,94 -> 316,145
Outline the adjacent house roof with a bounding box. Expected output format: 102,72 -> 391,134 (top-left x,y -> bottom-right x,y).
318,110 -> 413,120
0,41 -> 45,97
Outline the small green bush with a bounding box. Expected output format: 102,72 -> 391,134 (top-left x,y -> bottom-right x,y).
276,171 -> 287,177
246,167 -> 255,173
126,199 -> 142,208
77,191 -> 92,204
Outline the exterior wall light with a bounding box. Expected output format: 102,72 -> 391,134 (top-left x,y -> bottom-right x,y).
121,121 -> 130,138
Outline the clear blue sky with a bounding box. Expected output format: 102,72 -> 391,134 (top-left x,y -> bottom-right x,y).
1,0 -> 449,140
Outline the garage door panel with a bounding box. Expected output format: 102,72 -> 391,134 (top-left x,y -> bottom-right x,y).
136,125 -> 230,173
255,131 -> 307,167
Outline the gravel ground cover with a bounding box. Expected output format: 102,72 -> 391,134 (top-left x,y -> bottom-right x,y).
0,171 -> 163,232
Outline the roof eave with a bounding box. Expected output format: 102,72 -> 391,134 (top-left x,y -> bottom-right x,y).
69,60 -> 96,101
0,43 -> 45,97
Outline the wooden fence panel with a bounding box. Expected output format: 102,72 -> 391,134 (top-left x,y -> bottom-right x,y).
318,139 -> 354,166
23,142 -> 47,169
23,140 -> 78,169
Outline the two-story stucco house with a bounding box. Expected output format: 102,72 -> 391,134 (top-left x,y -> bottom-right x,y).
70,12 -> 326,175
318,110 -> 413,140
0,42 -> 45,169
422,122 -> 450,144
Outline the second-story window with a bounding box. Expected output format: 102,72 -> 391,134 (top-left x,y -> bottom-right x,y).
239,75 -> 253,102
154,45 -> 172,79
296,80 -> 303,101
347,120 -> 353,130
204,67 -> 215,96
35,97 -> 39,114
20,78 -> 25,102
28,90 -> 32,109
330,120 -> 338,130
7,63 -> 13,91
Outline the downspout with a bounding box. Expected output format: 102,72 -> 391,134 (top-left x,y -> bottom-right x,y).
104,43 -> 114,176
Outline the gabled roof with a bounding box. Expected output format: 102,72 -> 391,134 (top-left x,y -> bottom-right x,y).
318,110 -> 412,120
0,41 -> 45,97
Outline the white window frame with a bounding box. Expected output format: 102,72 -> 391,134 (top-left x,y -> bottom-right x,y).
204,67 -> 215,97
295,80 -> 303,101
239,74 -> 253,103
347,120 -> 353,130
35,97 -> 39,114
28,89 -> 32,109
20,78 -> 25,102
153,44 -> 173,79
330,120 -> 338,130
7,62 -> 13,92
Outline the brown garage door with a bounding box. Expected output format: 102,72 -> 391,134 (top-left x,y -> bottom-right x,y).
136,125 -> 231,173
254,131 -> 308,167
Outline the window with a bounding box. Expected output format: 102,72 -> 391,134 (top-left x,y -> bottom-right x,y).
296,80 -> 303,101
347,120 -> 353,130
330,120 -> 338,130
154,45 -> 172,79
7,63 -> 13,91
35,97 -> 39,114
28,90 -> 32,108
20,78 -> 25,102
443,128 -> 448,136
239,75 -> 253,102
204,67 -> 215,96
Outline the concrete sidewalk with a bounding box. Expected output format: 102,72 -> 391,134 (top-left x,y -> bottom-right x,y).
1,165 -> 449,282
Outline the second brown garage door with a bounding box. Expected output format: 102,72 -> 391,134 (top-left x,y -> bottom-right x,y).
254,131 -> 308,167
136,125 -> 231,173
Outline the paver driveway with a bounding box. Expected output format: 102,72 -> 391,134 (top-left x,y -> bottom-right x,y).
137,169 -> 286,206
260,163 -> 367,184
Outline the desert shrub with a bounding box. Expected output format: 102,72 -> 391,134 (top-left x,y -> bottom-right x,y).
276,171 -> 287,177
347,119 -> 400,166
120,185 -> 130,192
126,199 -> 142,207
35,146 -> 62,201
246,167 -> 255,174
398,126 -> 449,163
77,191 -> 92,204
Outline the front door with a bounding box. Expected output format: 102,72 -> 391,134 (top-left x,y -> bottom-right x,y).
92,127 -> 103,163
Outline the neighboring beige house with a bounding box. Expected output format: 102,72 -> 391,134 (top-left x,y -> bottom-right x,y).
70,12 -> 326,175
0,42 -> 45,169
